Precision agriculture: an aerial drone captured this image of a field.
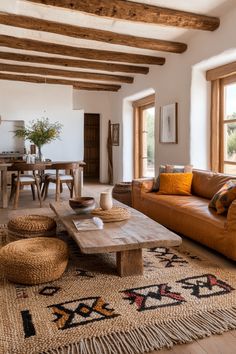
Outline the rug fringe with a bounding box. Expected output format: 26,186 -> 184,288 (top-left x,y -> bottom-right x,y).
43,307 -> 236,354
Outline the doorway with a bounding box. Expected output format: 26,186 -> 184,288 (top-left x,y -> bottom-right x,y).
84,113 -> 100,180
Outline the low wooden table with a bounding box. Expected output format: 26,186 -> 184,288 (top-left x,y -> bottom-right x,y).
50,201 -> 182,277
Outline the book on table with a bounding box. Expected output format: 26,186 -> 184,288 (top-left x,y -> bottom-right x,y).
73,217 -> 103,231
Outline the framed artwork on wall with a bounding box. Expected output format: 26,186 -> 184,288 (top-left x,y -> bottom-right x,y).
112,123 -> 120,146
160,103 -> 178,144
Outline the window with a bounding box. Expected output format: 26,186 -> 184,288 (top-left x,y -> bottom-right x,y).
133,95 -> 155,178
208,63 -> 236,175
221,77 -> 236,174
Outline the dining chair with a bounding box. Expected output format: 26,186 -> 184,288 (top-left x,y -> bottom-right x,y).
42,162 -> 80,202
9,163 -> 45,209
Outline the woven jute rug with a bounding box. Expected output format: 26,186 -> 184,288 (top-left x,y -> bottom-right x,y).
0,225 -> 236,354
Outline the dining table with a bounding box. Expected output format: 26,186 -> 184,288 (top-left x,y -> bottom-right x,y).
0,160 -> 85,209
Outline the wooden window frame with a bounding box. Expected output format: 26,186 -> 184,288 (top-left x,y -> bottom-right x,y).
209,68 -> 236,173
220,75 -> 236,171
133,94 -> 155,178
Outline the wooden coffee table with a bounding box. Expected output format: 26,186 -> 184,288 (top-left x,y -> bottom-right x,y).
50,201 -> 182,277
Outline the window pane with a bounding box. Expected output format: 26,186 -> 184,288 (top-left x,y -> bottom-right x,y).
142,107 -> 155,177
224,83 -> 236,120
224,122 -> 236,161
224,164 -> 236,175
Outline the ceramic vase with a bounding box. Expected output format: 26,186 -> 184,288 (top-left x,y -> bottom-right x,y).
100,192 -> 113,210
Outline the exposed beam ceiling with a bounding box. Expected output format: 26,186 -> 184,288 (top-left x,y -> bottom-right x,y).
0,62 -> 133,83
0,51 -> 149,74
0,1 -> 222,92
0,35 -> 165,65
0,12 -> 187,53
26,0 -> 220,31
0,72 -> 121,91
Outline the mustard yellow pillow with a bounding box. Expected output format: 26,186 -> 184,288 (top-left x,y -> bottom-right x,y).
157,173 -> 193,196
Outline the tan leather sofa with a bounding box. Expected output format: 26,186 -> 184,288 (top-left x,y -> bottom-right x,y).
132,170 -> 236,261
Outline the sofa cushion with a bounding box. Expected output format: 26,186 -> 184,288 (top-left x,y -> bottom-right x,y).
165,164 -> 193,173
153,164 -> 193,191
209,180 -> 236,214
143,192 -> 226,228
192,170 -> 234,199
158,173 -> 193,196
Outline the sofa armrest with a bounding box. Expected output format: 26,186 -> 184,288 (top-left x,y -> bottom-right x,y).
227,200 -> 236,231
132,178 -> 154,207
133,178 -> 154,192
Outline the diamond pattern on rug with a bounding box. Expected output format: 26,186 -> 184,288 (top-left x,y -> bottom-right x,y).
122,284 -> 186,311
177,274 -> 234,299
75,268 -> 95,278
39,286 -> 60,296
148,247 -> 189,267
48,297 -> 119,329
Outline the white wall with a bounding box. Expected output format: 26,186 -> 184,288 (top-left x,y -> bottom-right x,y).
109,5 -> 236,183
73,90 -> 113,183
0,81 -> 84,161
0,81 -> 113,183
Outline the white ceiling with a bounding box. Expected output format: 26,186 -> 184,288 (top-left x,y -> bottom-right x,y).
0,0 -> 235,85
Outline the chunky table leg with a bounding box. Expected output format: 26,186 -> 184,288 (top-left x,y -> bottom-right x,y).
73,167 -> 83,198
1,169 -> 8,209
116,249 -> 143,277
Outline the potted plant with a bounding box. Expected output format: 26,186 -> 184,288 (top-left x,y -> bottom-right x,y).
14,118 -> 63,161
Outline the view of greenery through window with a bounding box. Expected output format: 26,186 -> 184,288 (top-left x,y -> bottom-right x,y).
143,107 -> 155,177
225,113 -> 236,158
224,83 -> 236,174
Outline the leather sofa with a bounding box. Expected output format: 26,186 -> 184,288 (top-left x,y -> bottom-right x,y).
132,169 -> 236,261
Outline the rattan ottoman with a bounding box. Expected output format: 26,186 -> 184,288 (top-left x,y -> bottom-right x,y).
7,215 -> 57,242
0,237 -> 69,285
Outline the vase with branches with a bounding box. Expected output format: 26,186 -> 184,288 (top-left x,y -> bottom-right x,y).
14,118 -> 63,161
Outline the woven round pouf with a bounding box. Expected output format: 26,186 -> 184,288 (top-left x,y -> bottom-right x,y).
0,237 -> 68,285
7,215 -> 57,242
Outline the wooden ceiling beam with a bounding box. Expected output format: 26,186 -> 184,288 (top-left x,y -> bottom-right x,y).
0,62 -> 133,83
0,35 -> 165,65
0,72 -> 121,91
0,51 -> 149,74
0,12 -> 187,53
26,0 -> 220,31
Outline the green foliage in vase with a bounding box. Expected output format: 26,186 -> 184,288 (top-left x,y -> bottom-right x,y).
14,118 -> 63,147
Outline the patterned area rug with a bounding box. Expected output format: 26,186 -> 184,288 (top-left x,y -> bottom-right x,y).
0,225 -> 236,354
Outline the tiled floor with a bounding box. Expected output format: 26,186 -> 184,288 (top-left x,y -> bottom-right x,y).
1,182 -> 236,354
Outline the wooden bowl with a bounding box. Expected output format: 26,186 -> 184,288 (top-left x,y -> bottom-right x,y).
69,197 -> 96,214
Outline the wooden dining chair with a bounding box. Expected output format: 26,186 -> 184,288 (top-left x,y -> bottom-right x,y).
42,162 -> 80,202
9,163 -> 45,209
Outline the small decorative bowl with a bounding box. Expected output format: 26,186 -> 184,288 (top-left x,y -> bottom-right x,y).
69,197 -> 96,214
